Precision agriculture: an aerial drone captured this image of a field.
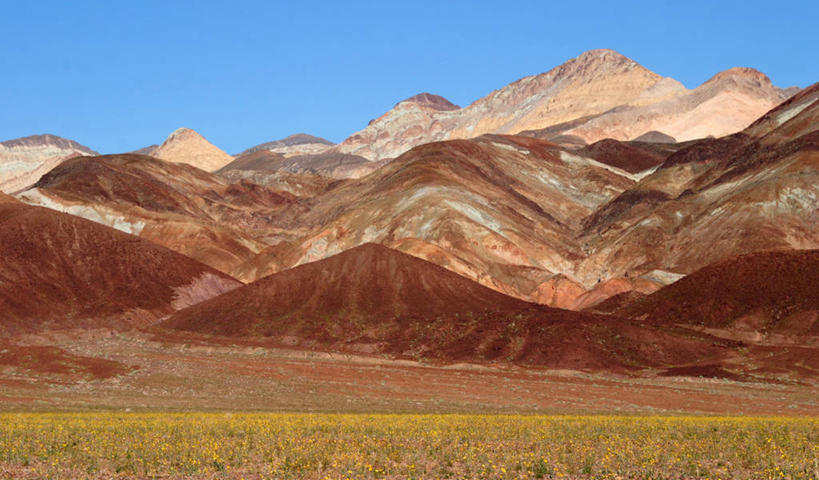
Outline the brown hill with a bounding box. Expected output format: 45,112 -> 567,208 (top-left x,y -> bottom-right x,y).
218,169 -> 340,198
162,243 -> 731,369
744,82 -> 819,142
579,138 -> 667,173
583,290 -> 647,315
129,144 -> 158,156
223,144 -> 380,179
0,194 -> 240,335
617,250 -> 819,335
218,149 -> 344,197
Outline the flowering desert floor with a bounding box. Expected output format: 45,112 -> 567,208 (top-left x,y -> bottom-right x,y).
2,330 -> 819,479
1,413 -> 818,479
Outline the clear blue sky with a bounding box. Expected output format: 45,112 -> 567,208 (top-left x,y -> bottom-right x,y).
1,0 -> 816,154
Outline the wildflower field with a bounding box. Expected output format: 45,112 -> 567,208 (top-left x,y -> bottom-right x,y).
0,413 -> 817,479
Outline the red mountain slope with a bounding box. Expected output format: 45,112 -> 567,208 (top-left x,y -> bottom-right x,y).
617,250 -> 819,335
0,194 -> 240,335
162,244 -> 732,370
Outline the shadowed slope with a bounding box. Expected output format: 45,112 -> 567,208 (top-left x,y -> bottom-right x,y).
163,244 -> 732,370
0,194 -> 240,335
617,250 -> 819,335
579,138 -> 667,173
217,149 -> 286,172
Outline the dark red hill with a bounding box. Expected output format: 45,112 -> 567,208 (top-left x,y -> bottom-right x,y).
579,138 -> 666,173
617,250 -> 819,334
162,243 -> 732,370
0,194 -> 240,335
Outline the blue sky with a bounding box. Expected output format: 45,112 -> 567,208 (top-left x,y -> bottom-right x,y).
1,0 -> 816,154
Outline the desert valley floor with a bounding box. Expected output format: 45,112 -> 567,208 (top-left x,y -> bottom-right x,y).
2,328 -> 818,415
1,43 -> 818,479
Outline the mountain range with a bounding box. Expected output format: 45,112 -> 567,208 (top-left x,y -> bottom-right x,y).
0,49 -> 816,396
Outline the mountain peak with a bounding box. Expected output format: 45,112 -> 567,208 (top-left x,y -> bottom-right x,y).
703,67 -> 773,88
572,48 -> 637,69
165,127 -> 202,142
399,93 -> 460,111
545,49 -> 646,85
152,127 -> 233,172
576,48 -> 630,62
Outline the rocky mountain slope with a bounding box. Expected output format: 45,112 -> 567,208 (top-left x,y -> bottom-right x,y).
336,49 -> 796,163
565,67 -> 795,143
236,134 -> 646,302
575,82 -> 818,286
8,69 -> 814,314
0,192 -> 240,335
18,154 -> 304,281
20,86 -> 815,310
0,134 -> 97,194
246,85 -> 816,307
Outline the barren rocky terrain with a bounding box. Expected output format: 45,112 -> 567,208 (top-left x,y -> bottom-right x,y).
0,50 -> 816,414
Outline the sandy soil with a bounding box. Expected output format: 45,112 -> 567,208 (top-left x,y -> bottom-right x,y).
1,328 -> 817,415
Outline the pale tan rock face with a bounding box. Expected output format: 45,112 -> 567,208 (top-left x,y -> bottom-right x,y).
152,128 -> 233,172
566,67 -> 793,143
336,50 -> 797,163
337,49 -> 682,161
0,134 -> 97,194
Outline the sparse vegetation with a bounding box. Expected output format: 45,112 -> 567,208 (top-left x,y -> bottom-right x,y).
1,413 -> 817,479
